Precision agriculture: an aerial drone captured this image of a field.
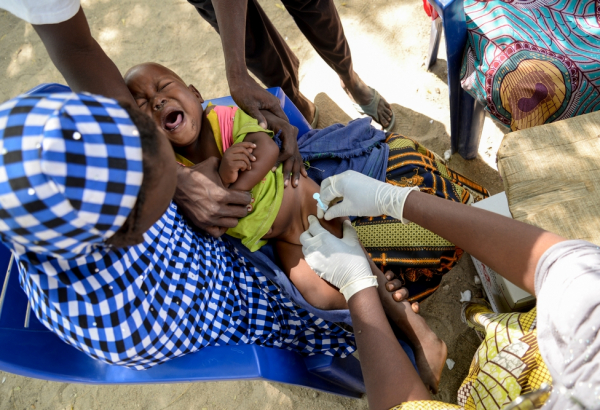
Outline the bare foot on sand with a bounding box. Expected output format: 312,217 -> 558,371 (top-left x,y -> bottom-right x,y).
376,269 -> 447,393
411,326 -> 447,394
340,72 -> 393,129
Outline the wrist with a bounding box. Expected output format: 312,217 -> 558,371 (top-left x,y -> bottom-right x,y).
340,275 -> 378,301
227,67 -> 251,85
397,189 -> 420,223
174,165 -> 190,198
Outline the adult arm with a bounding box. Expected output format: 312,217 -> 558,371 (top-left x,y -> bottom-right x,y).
33,7 -> 135,105
320,171 -> 565,294
402,190 -> 563,294
349,288 -> 431,409
174,157 -> 251,238
300,217 -> 430,408
211,0 -> 287,128
210,0 -> 303,185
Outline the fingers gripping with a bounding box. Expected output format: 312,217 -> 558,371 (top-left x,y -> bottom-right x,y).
319,176 -> 339,205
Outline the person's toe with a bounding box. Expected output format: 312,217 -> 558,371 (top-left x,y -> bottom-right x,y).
393,288 -> 408,302
377,99 -> 393,128
385,279 -> 403,292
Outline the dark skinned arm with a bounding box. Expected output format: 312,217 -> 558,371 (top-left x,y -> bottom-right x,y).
174,157 -> 251,238
33,7 -> 135,105
259,109 -> 307,187
210,0 -> 303,186
228,132 -> 279,191
403,191 -> 565,294
349,288 -> 431,410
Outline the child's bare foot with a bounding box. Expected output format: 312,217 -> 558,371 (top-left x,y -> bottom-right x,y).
384,270 -> 411,303
376,269 -> 446,393
412,327 -> 447,394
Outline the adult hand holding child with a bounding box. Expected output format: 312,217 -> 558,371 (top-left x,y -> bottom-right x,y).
174,157 -> 252,238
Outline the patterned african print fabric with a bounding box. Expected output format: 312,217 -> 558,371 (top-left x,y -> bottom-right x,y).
390,305 -> 550,409
354,134 -> 489,302
389,402 -> 461,409
458,304 -> 551,409
14,202 -> 356,370
461,0 -> 600,131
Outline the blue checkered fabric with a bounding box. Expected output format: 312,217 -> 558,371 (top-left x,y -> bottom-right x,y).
0,92 -> 143,259
0,92 -> 355,369
15,203 -> 355,369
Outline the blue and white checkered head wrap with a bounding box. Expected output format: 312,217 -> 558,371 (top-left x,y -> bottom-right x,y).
0,92 -> 143,259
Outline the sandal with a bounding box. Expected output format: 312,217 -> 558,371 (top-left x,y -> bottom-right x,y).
310,105 -> 320,129
352,87 -> 395,132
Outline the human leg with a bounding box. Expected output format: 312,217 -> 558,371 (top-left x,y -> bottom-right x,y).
282,0 -> 394,129
187,0 -> 316,123
371,259 -> 447,393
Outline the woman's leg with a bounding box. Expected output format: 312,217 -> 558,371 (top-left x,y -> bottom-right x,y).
369,258 -> 447,393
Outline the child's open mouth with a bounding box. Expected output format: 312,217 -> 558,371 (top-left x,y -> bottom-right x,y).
163,110 -> 184,131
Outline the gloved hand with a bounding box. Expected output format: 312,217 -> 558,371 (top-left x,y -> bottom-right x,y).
317,170 -> 419,223
300,215 -> 377,301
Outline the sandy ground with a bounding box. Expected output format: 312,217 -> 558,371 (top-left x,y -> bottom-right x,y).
0,0 -> 510,408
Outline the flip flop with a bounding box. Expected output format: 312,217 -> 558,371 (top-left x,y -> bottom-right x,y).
310,105 -> 320,129
352,87 -> 395,132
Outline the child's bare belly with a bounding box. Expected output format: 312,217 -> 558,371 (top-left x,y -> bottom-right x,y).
263,176 -> 348,310
263,176 -> 343,244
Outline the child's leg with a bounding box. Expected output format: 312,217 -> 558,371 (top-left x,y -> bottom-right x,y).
369,259 -> 447,393
276,241 -> 348,310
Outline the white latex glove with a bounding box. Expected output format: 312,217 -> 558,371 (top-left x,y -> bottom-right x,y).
300,215 -> 377,301
318,170 -> 419,222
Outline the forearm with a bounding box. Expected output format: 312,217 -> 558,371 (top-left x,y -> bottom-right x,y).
348,288 -> 430,410
33,7 -> 135,105
211,0 -> 250,82
403,191 -> 564,294
260,109 -> 286,126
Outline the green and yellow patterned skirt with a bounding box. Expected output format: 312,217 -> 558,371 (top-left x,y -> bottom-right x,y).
389,304 -> 551,410
354,133 -> 489,302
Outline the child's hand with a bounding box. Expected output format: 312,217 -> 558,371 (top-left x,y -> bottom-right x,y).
219,142 -> 257,186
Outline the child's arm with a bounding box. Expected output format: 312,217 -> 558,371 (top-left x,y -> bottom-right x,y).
218,141 -> 258,186
220,132 -> 279,191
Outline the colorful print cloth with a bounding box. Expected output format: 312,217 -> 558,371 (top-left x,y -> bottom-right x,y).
461,0 -> 600,131
354,134 -> 489,302
390,305 -> 550,409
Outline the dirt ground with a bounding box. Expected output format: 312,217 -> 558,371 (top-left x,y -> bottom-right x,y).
0,0 -> 510,408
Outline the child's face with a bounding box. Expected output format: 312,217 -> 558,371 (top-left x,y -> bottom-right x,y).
125,63 -> 204,147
